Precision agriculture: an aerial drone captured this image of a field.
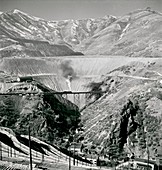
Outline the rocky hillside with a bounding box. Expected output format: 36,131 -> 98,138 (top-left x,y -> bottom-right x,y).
76,8 -> 162,57
0,9 -> 116,58
0,80 -> 80,145
80,59 -> 162,159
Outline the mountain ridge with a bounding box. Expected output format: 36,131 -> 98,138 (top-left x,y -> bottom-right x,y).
76,8 -> 162,57
0,9 -> 84,57
0,9 -> 116,57
1,8 -> 162,57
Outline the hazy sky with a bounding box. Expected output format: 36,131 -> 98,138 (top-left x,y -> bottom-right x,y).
0,0 -> 162,20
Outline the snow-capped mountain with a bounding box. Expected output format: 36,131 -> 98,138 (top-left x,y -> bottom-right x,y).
76,8 -> 162,57
0,9 -> 116,57
1,8 -> 162,58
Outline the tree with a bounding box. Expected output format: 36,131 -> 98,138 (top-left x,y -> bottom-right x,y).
0,96 -> 20,129
104,99 -> 141,161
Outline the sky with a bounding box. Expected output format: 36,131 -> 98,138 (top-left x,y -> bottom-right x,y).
0,0 -> 162,21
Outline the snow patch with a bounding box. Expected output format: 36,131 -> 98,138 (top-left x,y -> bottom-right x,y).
54,29 -> 60,35
0,20 -> 30,37
15,23 -> 32,33
119,23 -> 130,40
104,15 -> 117,20
13,9 -> 42,22
71,22 -> 78,35
13,9 -> 28,15
29,25 -> 37,31
87,20 -> 92,32
48,22 -> 57,28
110,15 -> 117,19
2,38 -> 18,43
0,45 -> 23,51
33,16 -> 41,21
71,38 -> 77,42
42,25 -> 48,31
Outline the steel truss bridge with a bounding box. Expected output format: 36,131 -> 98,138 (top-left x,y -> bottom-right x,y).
0,91 -> 106,108
0,90 -> 106,170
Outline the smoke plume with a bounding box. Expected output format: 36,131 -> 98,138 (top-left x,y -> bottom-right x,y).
66,75 -> 72,91
60,60 -> 76,79
60,60 -> 77,91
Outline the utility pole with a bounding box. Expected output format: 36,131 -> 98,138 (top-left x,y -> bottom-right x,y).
147,146 -> 150,170
29,124 -> 33,170
73,141 -> 76,166
69,145 -> 71,170
144,127 -> 149,170
0,142 -> 2,160
146,135 -> 149,170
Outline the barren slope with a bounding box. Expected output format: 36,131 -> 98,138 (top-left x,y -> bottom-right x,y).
80,59 -> 162,159
0,57 -> 155,92
1,8 -> 162,58
0,9 -> 116,58
76,8 -> 162,57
